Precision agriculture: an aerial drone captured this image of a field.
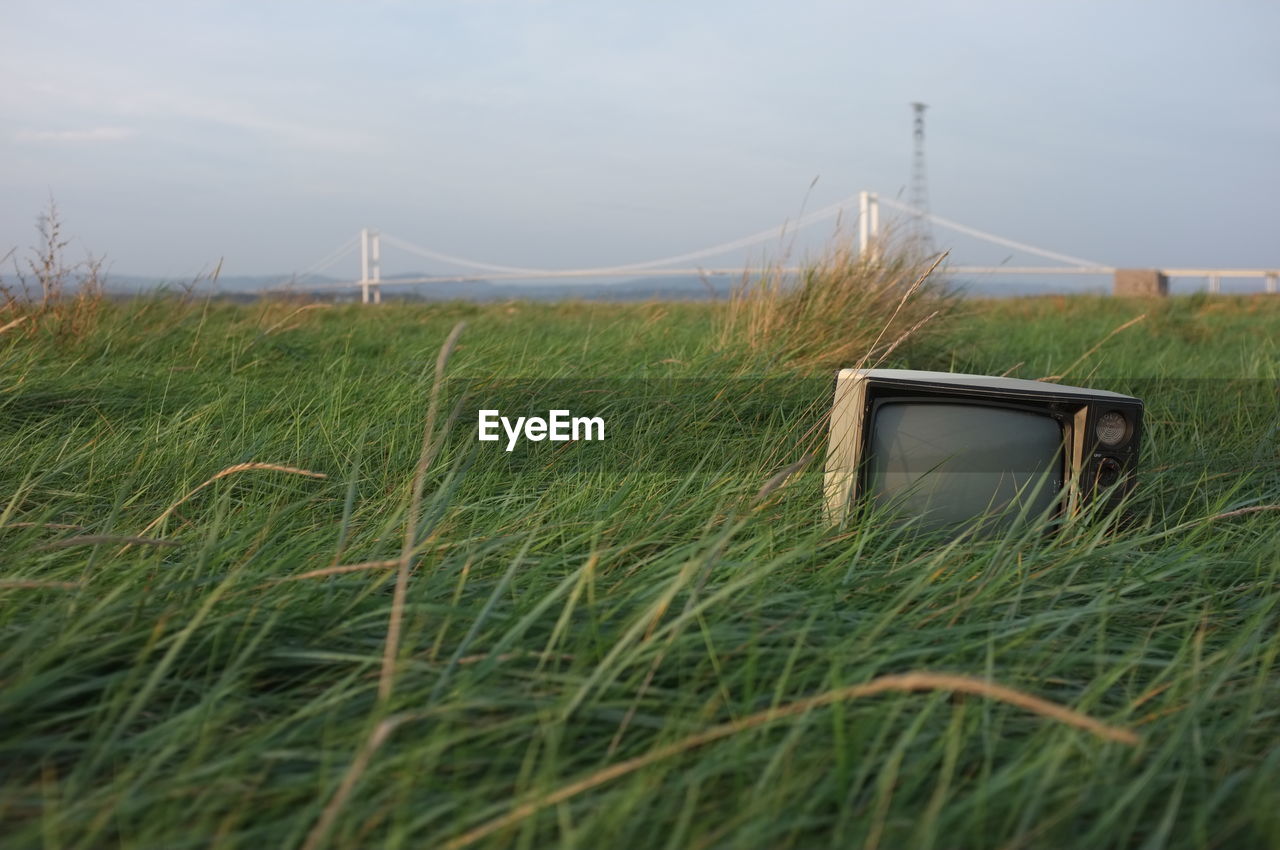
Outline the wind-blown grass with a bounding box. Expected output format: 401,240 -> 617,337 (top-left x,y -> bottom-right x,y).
0,291 -> 1277,849
717,235 -> 956,370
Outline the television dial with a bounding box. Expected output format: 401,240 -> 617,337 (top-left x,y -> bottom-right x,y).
1096,457 -> 1122,488
1095,411 -> 1129,446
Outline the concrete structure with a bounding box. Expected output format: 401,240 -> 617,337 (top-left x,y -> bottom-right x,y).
1161,269 -> 1279,294
1113,268 -> 1169,297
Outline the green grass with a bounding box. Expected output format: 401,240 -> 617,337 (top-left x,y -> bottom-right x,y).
1,293 -> 1277,849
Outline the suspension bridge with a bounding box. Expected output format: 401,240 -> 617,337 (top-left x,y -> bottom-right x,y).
275,191 -> 1279,302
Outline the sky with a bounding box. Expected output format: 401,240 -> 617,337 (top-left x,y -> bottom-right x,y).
3,0 -> 1279,282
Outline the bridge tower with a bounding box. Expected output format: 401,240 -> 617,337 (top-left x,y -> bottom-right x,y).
359,228 -> 381,304
909,102 -> 933,253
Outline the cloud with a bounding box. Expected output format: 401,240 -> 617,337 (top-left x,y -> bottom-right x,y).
15,126 -> 137,143
1,65 -> 377,154
163,96 -> 377,154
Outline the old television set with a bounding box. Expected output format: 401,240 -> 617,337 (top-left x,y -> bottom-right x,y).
824,369 -> 1143,533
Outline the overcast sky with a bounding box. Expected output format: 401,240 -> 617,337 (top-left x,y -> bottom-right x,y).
3,1 -> 1278,281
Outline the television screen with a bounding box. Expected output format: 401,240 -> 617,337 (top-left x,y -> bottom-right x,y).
823,369 -> 1144,534
867,402 -> 1064,531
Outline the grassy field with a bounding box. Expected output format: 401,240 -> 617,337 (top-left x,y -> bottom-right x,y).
1,290 -> 1278,849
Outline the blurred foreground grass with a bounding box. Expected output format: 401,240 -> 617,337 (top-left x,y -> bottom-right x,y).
0,293 -> 1277,849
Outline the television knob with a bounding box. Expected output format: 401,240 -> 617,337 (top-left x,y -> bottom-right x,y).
1096,457 -> 1122,488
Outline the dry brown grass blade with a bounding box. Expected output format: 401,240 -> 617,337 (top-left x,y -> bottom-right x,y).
0,579 -> 82,590
1129,681 -> 1173,710
138,462 -> 328,538
266,560 -> 401,584
440,671 -> 1138,850
0,316 -> 29,335
753,452 -> 817,505
864,308 -> 942,370
300,714 -> 415,850
454,651 -> 575,667
1039,313 -> 1148,382
262,302 -> 331,335
1206,504 -> 1280,521
36,535 -> 179,550
380,321 -> 466,704
270,539 -> 461,587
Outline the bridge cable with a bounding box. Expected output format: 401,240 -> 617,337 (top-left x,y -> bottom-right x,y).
377,191 -> 867,278
276,234 -> 361,287
877,197 -> 1108,269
